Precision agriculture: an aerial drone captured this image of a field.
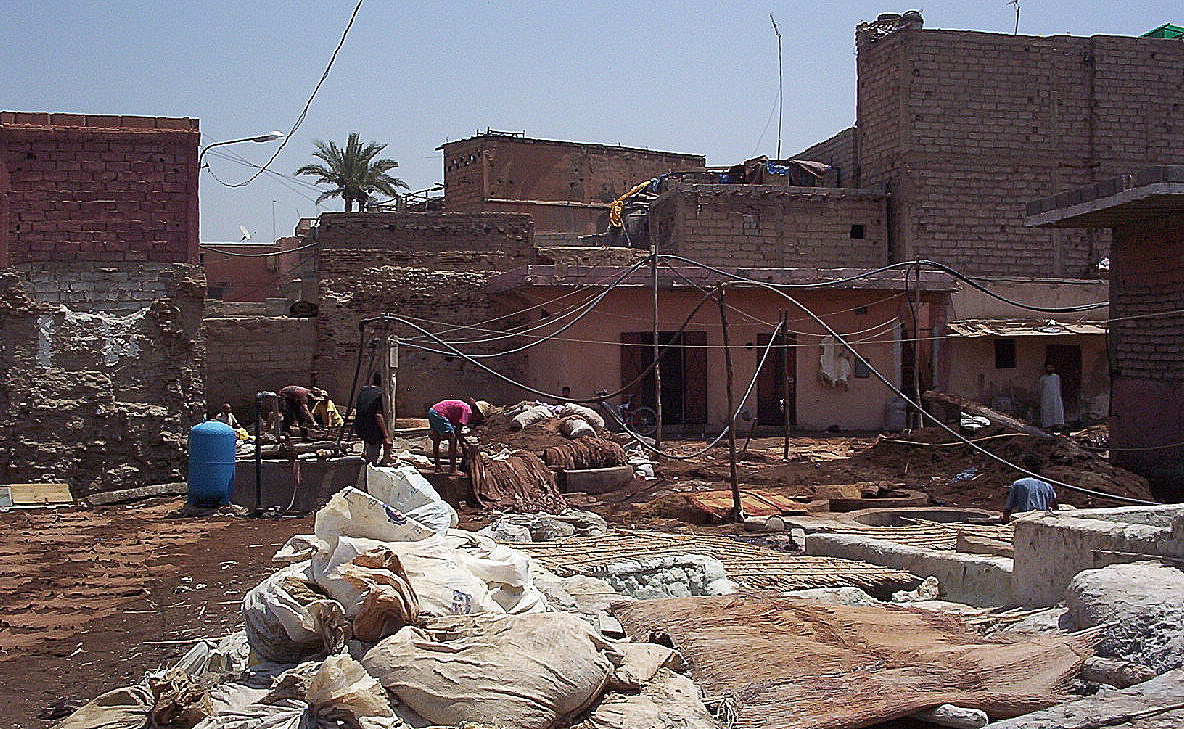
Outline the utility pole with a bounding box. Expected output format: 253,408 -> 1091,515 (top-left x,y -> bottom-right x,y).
781,311 -> 792,461
718,286 -> 742,523
378,324 -> 398,428
651,248 -> 663,448
771,13 -> 784,159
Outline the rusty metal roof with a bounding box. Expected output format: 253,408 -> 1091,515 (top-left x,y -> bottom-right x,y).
946,318 -> 1106,338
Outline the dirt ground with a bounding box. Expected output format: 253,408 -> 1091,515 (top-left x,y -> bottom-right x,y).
0,500 -> 310,728
0,426 -> 1157,727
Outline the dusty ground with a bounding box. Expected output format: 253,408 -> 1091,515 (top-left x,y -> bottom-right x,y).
0,427 -> 1157,727
0,500 -> 310,728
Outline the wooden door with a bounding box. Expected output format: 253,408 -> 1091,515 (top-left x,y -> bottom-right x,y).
756,330 -> 797,426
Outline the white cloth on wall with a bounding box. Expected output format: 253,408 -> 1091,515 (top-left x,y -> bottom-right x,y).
1039,372 -> 1065,428
819,336 -> 853,388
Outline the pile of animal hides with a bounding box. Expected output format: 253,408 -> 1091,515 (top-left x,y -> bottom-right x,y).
53,466 -> 715,729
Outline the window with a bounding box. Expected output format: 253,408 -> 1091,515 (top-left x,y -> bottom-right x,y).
995,338 -> 1017,369
850,224 -> 866,239
853,358 -> 871,378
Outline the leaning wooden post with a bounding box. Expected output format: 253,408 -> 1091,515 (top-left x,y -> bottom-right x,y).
781,310 -> 791,462
718,285 -> 742,523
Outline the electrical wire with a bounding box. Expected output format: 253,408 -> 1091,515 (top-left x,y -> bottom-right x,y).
718,279 -> 1156,505
659,254 -> 1110,313
200,241 -> 319,257
206,0 -> 366,188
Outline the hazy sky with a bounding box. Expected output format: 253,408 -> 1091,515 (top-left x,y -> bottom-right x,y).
3,1 -> 1179,241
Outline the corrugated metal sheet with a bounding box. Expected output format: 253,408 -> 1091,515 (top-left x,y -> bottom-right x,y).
946,318 -> 1106,338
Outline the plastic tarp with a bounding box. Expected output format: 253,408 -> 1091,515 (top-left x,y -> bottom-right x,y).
362,611 -> 614,729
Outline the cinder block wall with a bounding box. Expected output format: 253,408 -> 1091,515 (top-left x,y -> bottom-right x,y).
204,316 -> 316,417
797,127 -> 858,187
1109,215 -> 1184,481
0,112 -> 200,266
650,184 -> 888,269
314,212 -> 535,415
440,136 -> 705,234
853,28 -> 1184,277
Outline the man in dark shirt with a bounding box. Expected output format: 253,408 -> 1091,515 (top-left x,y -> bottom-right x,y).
355,373 -> 392,466
279,385 -> 320,440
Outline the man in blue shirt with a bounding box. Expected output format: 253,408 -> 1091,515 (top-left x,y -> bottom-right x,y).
1004,454 -> 1057,520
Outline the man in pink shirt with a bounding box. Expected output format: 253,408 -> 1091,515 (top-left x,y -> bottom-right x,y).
427,398 -> 483,472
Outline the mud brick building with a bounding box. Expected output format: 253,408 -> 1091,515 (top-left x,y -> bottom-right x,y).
439,133 -> 705,237
313,211 -> 536,416
1027,166 -> 1184,490
0,112 -> 205,496
800,19 -> 1184,423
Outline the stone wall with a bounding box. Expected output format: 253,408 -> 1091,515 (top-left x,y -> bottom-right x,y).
1109,214 -> 1184,480
650,184 -> 888,269
203,316 -> 315,417
851,28 -> 1184,277
314,212 -> 535,415
0,263 -> 205,496
0,112 -> 200,266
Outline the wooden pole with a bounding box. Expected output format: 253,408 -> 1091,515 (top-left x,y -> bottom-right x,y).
379,324 -> 396,430
781,311 -> 792,462
718,286 -> 742,523
651,250 -> 663,447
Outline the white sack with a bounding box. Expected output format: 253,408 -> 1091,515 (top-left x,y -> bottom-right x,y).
572,668 -> 717,729
557,402 -> 606,428
364,464 -> 458,534
242,562 -> 347,663
53,683 -> 152,729
511,404 -> 554,430
314,487 -> 434,552
559,417 -> 596,439
362,612 -> 614,729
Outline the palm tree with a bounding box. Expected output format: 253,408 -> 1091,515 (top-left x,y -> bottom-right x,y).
295,132 -> 409,212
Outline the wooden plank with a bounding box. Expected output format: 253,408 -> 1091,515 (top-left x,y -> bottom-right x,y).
7,483 -> 73,506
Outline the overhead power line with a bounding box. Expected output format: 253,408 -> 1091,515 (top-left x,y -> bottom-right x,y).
207,0 -> 366,188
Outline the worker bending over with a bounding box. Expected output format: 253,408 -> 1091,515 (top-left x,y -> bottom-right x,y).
1003,454 -> 1057,521
427,398 -> 484,472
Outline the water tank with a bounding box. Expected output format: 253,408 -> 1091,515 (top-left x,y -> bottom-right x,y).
188,420 -> 238,506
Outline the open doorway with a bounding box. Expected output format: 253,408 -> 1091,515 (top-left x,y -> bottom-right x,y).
1045,343 -> 1082,421
756,330 -> 797,426
620,331 -> 707,425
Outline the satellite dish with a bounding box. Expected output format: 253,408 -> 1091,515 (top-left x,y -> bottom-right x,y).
239,226 -> 252,241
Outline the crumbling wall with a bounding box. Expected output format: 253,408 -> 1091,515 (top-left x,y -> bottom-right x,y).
0,264 -> 205,495
854,28 -> 1184,277
651,184 -> 888,269
314,212 -> 535,416
204,315 -> 315,417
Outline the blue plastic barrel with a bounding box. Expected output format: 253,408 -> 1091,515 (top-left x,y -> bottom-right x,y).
188,420 -> 238,506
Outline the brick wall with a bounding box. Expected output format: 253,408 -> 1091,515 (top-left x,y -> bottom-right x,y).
202,235 -> 317,302
0,112 -> 200,266
852,28 -> 1184,277
650,184 -> 888,269
797,127 -> 858,186
314,212 -> 535,414
439,135 -> 705,234
204,316 -> 315,415
1109,214 -> 1184,481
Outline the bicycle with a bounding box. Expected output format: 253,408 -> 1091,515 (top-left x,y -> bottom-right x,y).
596,391 -> 658,436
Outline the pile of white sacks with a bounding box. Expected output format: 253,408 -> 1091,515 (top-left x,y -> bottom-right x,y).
55,464 -> 717,729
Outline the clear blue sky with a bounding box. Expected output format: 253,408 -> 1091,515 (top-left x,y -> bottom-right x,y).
2,1 -> 1178,242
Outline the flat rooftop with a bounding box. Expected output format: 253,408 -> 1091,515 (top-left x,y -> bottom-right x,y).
1025,166 -> 1184,228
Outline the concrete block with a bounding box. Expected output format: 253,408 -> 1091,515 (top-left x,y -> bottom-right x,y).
806,533 -> 1013,607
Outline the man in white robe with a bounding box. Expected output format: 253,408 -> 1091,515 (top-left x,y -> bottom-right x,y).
1039,363 -> 1065,431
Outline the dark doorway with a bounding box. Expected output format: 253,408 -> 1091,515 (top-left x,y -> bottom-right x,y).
756,330 -> 797,426
1045,343 -> 1082,420
620,331 -> 707,425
